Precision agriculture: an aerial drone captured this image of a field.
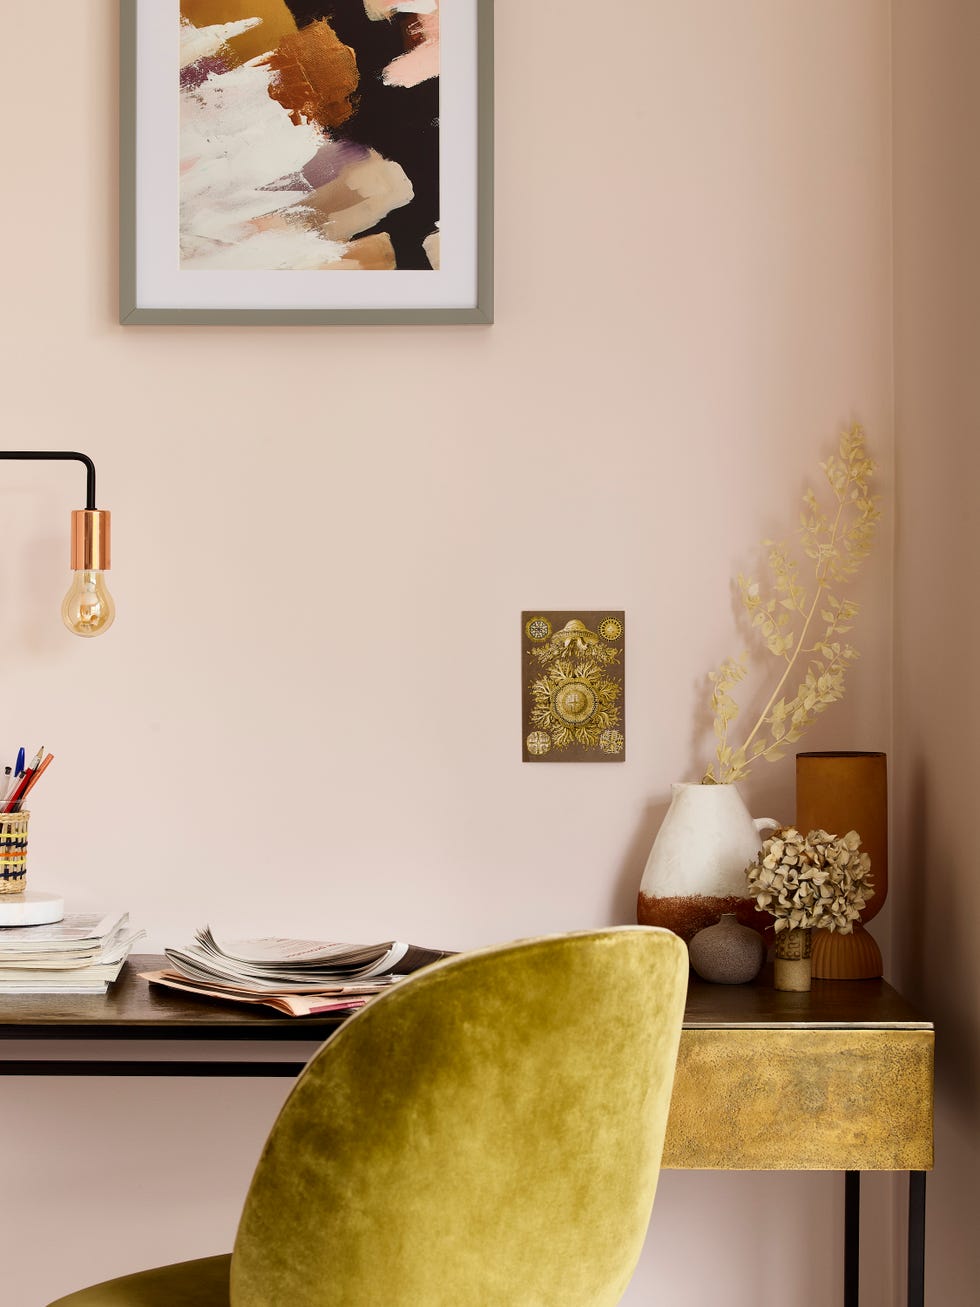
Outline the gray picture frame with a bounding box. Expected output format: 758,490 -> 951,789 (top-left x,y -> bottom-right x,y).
120,0 -> 493,326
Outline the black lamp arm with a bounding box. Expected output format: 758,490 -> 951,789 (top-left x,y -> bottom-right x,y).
0,451 -> 97,510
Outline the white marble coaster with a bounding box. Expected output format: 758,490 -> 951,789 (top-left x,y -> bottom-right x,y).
0,891 -> 65,926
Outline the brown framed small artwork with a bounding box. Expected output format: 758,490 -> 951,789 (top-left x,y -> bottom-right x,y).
521,612 -> 625,763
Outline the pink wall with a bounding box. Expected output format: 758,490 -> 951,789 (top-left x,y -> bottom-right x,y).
0,3 -> 898,1303
893,2 -> 980,1302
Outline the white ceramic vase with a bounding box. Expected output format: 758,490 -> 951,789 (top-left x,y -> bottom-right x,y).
636,782 -> 779,941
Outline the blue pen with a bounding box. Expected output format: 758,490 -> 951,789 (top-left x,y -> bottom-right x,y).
14,747 -> 25,778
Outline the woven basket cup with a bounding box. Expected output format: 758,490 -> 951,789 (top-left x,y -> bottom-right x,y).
0,811 -> 29,895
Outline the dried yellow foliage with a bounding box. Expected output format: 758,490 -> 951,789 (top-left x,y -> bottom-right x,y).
703,425 -> 880,785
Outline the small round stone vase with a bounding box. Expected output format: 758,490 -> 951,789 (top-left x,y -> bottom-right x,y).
773,927 -> 812,992
688,913 -> 765,985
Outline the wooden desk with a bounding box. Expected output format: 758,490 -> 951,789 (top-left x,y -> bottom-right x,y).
0,958 -> 933,1306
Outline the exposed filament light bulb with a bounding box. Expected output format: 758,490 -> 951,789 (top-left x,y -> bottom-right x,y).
62,568 -> 115,637
62,510 -> 115,638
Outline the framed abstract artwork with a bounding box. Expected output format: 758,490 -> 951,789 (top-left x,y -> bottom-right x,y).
120,0 -> 492,324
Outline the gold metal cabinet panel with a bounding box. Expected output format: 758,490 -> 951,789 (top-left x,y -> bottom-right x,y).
663,1027 -> 934,1171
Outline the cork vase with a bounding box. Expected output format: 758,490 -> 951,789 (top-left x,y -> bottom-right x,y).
795,752 -> 887,979
773,927 -> 812,992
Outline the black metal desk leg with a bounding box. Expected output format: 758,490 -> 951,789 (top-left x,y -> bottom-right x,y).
845,1171 -> 860,1307
908,1171 -> 926,1307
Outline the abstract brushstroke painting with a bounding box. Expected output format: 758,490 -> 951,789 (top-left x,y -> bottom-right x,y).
179,1 -> 440,272
122,0 -> 490,322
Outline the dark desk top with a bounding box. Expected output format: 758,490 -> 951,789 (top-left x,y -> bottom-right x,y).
0,955 -> 932,1041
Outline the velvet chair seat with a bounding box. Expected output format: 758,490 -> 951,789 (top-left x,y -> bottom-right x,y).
48,1255 -> 231,1306
47,928 -> 688,1307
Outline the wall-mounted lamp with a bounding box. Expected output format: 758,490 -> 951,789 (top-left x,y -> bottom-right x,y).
0,451 -> 115,638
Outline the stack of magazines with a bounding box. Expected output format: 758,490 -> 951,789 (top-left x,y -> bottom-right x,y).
0,912 -> 143,993
142,928 -> 452,1017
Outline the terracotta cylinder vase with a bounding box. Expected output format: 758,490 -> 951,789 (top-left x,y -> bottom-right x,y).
795,751 -> 886,979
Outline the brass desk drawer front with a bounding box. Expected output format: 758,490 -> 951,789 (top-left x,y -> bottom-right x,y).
663,1027 -> 934,1171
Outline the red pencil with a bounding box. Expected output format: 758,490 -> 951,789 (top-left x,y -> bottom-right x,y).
10,752 -> 53,812
3,748 -> 40,813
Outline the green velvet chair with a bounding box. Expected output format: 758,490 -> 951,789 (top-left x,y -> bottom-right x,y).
48,926 -> 688,1307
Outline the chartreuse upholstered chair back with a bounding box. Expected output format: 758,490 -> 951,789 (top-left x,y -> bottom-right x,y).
232,927 -> 688,1306
47,927 -> 688,1307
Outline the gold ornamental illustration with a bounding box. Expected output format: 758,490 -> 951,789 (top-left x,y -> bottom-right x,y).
531,619 -> 621,668
552,619 -> 599,651
521,610 -> 625,763
530,659 -> 622,750
599,728 -> 625,754
526,730 -> 552,756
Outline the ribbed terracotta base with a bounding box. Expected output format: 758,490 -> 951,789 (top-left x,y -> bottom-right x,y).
811,923 -> 883,979
637,892 -> 766,944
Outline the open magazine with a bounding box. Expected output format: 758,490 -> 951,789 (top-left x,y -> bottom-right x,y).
138,972 -> 378,1018
142,927 -> 452,1017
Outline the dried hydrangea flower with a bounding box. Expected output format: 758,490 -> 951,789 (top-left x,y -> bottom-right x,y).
745,826 -> 874,934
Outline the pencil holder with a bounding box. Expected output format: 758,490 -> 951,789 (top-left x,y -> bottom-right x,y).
0,811 -> 28,894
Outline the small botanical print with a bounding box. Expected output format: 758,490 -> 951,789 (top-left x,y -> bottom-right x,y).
521,612 -> 625,763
